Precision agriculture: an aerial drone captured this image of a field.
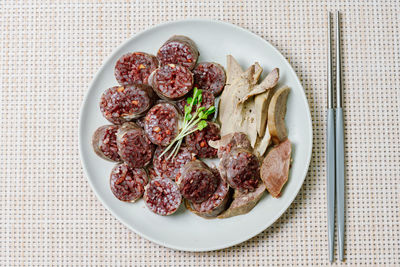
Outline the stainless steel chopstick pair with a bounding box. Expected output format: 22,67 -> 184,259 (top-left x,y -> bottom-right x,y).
327,11 -> 345,262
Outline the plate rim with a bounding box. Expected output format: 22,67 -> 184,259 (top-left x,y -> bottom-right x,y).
79,18 -> 313,251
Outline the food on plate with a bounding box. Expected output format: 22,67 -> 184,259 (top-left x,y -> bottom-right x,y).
110,162 -> 148,202
193,62 -> 226,96
157,35 -> 199,70
134,116 -> 145,128
144,102 -> 181,146
254,88 -> 276,137
185,121 -> 220,158
268,86 -> 291,144
116,122 -> 155,168
92,125 -> 121,162
219,57 -> 246,124
100,84 -> 156,124
230,64 -> 263,101
238,96 -> 258,148
252,87 -> 276,158
218,55 -> 285,159
218,182 -> 266,219
176,90 -> 215,117
225,55 -> 243,84
149,64 -> 194,100
251,63 -> 263,85
153,146 -> 194,181
186,169 -> 231,218
253,125 -> 272,158
114,52 -> 159,85
160,88 -> 215,160
144,178 -> 182,215
219,147 -> 260,192
238,68 -> 279,103
208,132 -> 252,158
260,139 -> 291,198
92,36 -> 294,218
177,160 -> 219,203
219,63 -> 260,147
146,165 -> 158,180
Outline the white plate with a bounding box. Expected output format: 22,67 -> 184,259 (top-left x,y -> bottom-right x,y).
79,19 -> 312,251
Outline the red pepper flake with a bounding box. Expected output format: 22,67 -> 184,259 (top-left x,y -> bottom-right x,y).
131,100 -> 139,105
138,64 -> 146,69
153,126 -> 161,133
154,181 -> 161,187
165,129 -> 171,135
115,177 -> 125,185
117,86 -> 125,92
200,141 -> 207,147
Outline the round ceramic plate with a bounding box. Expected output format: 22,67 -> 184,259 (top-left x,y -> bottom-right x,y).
79,19 -> 312,251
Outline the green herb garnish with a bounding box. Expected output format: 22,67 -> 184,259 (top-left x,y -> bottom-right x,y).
160,87 -> 216,159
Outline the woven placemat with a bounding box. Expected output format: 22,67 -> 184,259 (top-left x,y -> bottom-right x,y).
1,1 -> 399,266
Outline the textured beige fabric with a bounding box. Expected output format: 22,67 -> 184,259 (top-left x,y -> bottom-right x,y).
1,0 -> 399,266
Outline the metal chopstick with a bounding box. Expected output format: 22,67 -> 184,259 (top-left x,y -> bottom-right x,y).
335,11 -> 345,262
326,11 -> 336,263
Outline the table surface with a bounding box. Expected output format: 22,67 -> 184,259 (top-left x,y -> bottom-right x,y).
1,1 -> 399,266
